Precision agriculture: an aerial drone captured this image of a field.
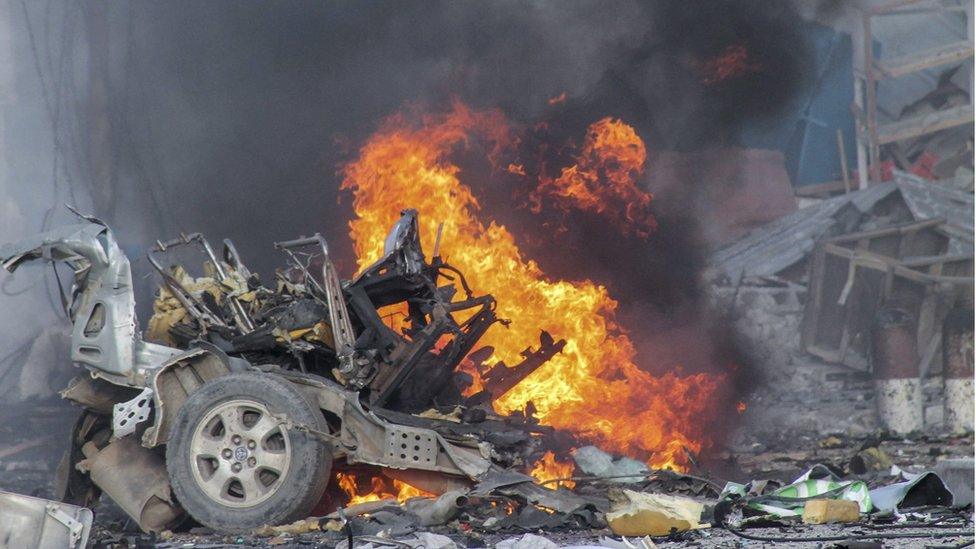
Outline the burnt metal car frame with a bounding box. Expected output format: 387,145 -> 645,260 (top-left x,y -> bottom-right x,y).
0,210 -> 501,532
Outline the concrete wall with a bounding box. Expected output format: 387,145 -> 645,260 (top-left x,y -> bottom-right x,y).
710,282 -> 960,445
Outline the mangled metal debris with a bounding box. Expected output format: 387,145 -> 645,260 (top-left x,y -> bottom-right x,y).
0,207 -> 569,534
0,489 -> 92,549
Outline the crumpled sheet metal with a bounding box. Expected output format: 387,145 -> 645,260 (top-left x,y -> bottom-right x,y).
0,222 -> 103,273
596,536 -> 658,549
340,396 -> 491,479
471,468 -> 536,496
498,481 -> 593,515
493,533 -> 661,549
869,471 -> 953,512
335,532 -> 458,549
0,218 -> 180,380
472,467 -> 593,515
495,533 -> 560,549
573,445 -> 649,484
720,465 -> 873,518
0,489 -> 93,549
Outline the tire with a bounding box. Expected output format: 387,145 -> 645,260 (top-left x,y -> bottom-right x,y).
54,410 -> 106,507
166,372 -> 332,532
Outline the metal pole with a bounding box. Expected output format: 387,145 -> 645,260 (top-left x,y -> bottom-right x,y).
863,14 -> 881,183
837,128 -> 851,193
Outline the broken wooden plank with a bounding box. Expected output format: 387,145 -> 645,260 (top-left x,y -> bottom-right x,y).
877,105 -> 974,145
876,40 -> 974,78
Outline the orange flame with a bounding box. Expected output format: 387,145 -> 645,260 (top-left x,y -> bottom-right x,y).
336,472 -> 433,505
530,117 -> 655,238
697,44 -> 761,85
340,100 -> 721,471
530,451 -> 576,489
547,92 -> 567,106
736,401 -> 747,414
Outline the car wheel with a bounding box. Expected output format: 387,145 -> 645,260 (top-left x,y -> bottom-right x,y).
166,372 -> 332,532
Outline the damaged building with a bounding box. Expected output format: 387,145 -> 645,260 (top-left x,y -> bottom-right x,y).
709,172 -> 973,439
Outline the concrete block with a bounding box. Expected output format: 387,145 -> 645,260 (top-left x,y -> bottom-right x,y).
802,499 -> 860,524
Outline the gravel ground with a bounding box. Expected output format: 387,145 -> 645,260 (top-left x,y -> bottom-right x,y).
1,400 -> 973,548
90,518 -> 975,548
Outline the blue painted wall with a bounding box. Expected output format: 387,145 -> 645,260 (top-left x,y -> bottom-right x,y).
739,22 -> 858,187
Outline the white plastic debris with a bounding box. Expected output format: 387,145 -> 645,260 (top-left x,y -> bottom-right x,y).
340,533 -> 458,549
406,532 -> 457,549
597,536 -> 657,548
610,458 -> 651,482
572,446 -> 650,483
495,533 -> 560,549
573,446 -> 615,476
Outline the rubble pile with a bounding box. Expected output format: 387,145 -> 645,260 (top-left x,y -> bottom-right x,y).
1,409 -> 971,548
709,171 -> 974,438
75,442 -> 972,548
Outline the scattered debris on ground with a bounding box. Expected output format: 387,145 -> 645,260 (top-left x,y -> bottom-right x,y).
0,193 -> 969,547
0,410 -> 970,548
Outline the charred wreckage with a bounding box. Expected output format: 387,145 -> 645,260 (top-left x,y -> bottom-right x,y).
0,209 -> 579,535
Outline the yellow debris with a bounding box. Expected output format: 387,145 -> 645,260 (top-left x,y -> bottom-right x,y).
818,436 -> 843,449
238,290 -> 257,302
146,264 -> 242,344
322,519 -> 344,532
145,307 -> 187,345
851,446 -> 893,473
802,499 -> 860,524
606,490 -> 706,536
307,320 -> 336,349
288,327 -> 313,340
253,518 -> 320,537
280,321 -> 335,349
417,406 -> 463,423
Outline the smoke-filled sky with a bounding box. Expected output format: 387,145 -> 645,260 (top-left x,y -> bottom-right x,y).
0,0 -> 831,401
13,0 -> 822,264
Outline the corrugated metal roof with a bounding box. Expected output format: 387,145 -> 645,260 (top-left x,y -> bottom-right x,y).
708,171 -> 974,281
708,183 -> 898,281
896,171 -> 974,252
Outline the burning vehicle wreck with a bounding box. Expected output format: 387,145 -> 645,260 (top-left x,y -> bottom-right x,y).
1,2 -> 974,546
0,209 -> 572,534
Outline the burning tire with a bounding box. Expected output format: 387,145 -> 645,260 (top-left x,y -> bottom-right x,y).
166,372 -> 332,532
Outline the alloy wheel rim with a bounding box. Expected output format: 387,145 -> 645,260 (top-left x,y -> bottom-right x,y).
188,399 -> 291,508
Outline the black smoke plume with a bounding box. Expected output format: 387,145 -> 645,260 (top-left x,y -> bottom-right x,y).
5,0 -> 817,454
